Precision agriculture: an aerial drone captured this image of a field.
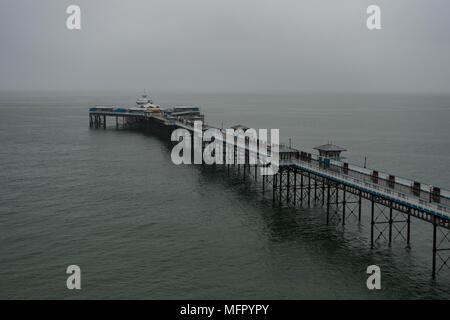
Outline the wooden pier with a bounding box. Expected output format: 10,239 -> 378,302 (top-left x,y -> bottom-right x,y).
89,106 -> 450,279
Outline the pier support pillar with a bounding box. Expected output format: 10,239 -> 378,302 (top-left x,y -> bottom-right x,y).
335,185 -> 339,212
307,172 -> 311,207
406,211 -> 411,247
371,197 -> 375,248
372,200 -> 410,247
389,206 -> 393,245
432,216 -> 437,278
272,172 -> 278,205
322,177 -> 325,207
430,216 -> 450,279
314,177 -> 317,203
286,169 -> 291,205
300,172 -> 304,205
326,181 -> 331,225
342,187 -> 346,226
358,191 -> 362,222
279,168 -> 283,205
293,171 -> 297,206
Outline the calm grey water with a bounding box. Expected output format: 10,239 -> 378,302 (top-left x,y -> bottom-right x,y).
0,91 -> 449,299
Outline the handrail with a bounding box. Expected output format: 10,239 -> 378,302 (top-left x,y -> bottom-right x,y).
280,159 -> 450,219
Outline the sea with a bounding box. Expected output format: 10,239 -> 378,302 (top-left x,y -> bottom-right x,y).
0,91 -> 449,299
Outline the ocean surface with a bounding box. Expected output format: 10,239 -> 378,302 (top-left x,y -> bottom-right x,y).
0,91 -> 449,299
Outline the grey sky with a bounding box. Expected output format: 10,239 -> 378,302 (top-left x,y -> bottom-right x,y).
0,0 -> 449,93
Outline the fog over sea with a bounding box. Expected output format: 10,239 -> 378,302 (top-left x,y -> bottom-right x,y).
0,91 -> 449,299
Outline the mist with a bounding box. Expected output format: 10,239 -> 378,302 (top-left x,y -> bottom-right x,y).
1,0 -> 449,93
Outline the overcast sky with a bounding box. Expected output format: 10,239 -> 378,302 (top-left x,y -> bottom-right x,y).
0,0 -> 449,93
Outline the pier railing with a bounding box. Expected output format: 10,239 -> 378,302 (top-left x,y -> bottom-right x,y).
281,159 -> 450,220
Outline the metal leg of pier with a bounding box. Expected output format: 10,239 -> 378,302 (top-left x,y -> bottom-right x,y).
116,115 -> 118,130
272,173 -> 277,205
342,187 -> 346,226
300,172 -> 304,205
314,177 -> 317,203
358,191 -> 362,222
431,217 -> 450,278
322,177 -> 325,207
406,211 -> 411,247
432,216 -> 437,278
103,115 -> 106,129
371,197 -> 375,248
326,181 -> 331,225
307,172 -> 311,207
89,115 -> 93,128
224,149 -> 227,168
286,169 -> 291,205
279,169 -> 283,205
389,206 -> 393,245
335,185 -> 339,214
293,171 -> 297,206
234,146 -> 237,171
